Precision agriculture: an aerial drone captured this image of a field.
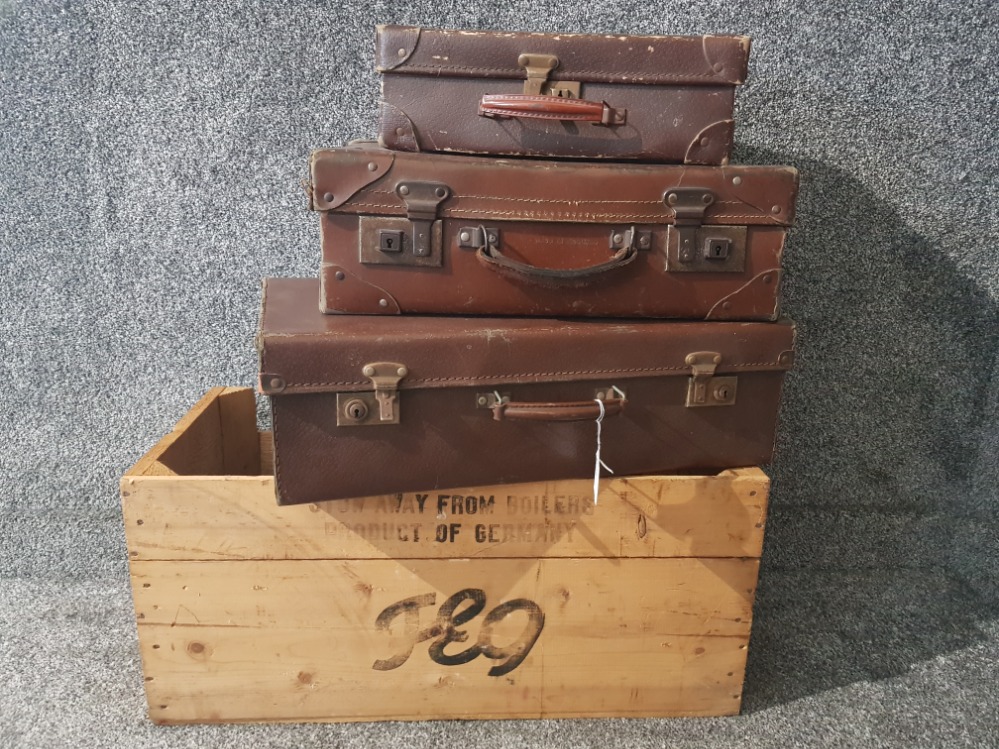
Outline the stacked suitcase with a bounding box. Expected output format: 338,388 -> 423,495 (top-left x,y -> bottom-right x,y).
258,25 -> 798,506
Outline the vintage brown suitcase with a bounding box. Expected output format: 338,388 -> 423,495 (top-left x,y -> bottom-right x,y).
376,25 -> 750,164
311,143 -> 798,320
258,278 -> 795,505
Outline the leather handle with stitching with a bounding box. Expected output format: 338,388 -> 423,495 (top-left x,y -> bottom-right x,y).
491,395 -> 626,422
479,94 -> 627,126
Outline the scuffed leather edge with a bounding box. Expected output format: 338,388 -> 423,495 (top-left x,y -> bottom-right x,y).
376,25 -> 421,71
309,148 -> 395,211
684,119 -> 735,165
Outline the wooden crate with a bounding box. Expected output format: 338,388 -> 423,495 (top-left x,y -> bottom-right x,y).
121,387 -> 769,724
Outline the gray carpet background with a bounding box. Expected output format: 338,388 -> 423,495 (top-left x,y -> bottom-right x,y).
1,1 -> 997,747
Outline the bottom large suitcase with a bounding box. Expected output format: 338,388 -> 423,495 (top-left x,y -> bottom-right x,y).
258,278 -> 795,505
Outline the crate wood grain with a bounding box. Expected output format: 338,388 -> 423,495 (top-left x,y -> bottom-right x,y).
122,387 -> 769,724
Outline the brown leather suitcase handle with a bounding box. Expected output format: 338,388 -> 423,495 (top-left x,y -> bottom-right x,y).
492,395 -> 626,422
477,242 -> 638,283
478,94 -> 627,126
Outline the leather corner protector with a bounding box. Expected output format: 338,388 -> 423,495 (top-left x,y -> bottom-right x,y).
376,25 -> 421,71
701,35 -> 750,84
684,120 -> 734,165
310,150 -> 395,211
378,101 -> 419,152
704,269 -> 782,321
322,265 -> 401,315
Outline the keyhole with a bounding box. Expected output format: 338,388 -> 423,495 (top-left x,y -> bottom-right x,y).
386,238 -> 394,249
344,399 -> 369,421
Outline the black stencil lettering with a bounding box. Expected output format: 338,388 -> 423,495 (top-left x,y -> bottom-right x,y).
372,589 -> 545,676
427,589 -> 486,666
371,592 -> 437,671
478,599 -> 545,677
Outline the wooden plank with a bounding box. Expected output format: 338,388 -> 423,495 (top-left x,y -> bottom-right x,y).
131,558 -> 756,635
218,387 -> 260,476
259,431 -> 274,475
121,470 -> 769,561
134,557 -> 754,723
124,388 -> 230,478
125,388 -> 227,477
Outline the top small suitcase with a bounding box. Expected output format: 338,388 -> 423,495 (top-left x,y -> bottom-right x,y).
376,25 -> 750,164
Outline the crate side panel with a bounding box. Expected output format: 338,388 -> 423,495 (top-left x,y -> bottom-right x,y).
122,471 -> 769,561
135,557 -> 755,723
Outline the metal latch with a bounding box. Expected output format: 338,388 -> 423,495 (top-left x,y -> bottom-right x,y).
396,182 -> 450,258
684,352 -> 737,407
517,53 -> 580,97
518,53 -> 559,95
337,362 -> 408,426
663,188 -> 747,273
664,188 -> 716,263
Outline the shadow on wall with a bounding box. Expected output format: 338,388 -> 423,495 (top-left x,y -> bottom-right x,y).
732,148 -> 999,710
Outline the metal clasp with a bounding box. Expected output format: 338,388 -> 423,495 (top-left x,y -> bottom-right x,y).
684,352 -> 737,407
518,53 -> 559,95
396,182 -> 450,258
664,189 -> 715,264
337,362 -> 408,426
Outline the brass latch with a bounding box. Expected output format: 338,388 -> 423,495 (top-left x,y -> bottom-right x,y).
685,352 -> 737,407
337,362 -> 408,426
517,53 -> 581,97
518,53 -> 558,95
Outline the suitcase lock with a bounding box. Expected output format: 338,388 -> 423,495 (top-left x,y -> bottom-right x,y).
337,362 -> 408,426
664,188 -> 748,273
359,183 -> 450,268
685,352 -> 737,407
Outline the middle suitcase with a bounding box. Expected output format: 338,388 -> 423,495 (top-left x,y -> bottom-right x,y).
311,143 -> 799,320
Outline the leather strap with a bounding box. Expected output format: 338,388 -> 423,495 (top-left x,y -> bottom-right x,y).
478,94 -> 626,126
476,242 -> 638,285
491,395 -> 626,422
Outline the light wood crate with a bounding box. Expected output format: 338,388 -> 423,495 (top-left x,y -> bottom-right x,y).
121,387 -> 769,724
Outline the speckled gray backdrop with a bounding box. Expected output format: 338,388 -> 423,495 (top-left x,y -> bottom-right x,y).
1,1 -> 997,747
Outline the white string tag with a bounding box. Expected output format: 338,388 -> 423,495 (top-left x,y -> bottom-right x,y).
593,398 -> 614,505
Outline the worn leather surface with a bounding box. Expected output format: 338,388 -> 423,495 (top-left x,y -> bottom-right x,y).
375,26 -> 748,162
311,143 -> 797,319
259,279 -> 794,504
376,25 -> 751,83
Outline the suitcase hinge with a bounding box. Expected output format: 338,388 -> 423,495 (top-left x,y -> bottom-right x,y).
395,181 -> 450,258
337,362 -> 408,426
685,352 -> 737,407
